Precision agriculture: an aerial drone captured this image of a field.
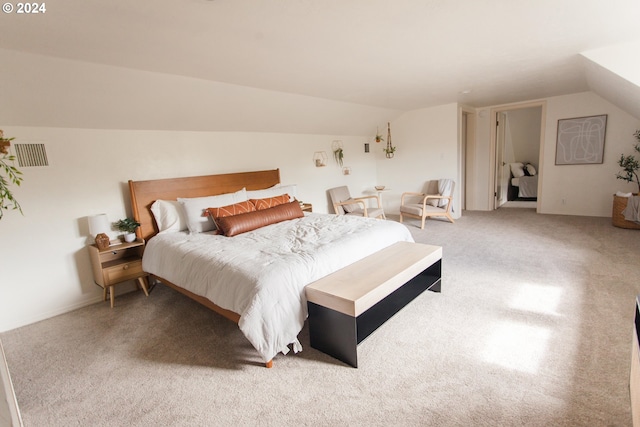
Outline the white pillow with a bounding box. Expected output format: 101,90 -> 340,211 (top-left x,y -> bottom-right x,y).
510,163 -> 525,178
178,188 -> 247,233
245,184 -> 279,197
525,164 -> 537,176
150,200 -> 187,234
246,184 -> 297,202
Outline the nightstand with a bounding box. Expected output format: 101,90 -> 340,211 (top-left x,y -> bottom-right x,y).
88,239 -> 149,308
301,203 -> 313,212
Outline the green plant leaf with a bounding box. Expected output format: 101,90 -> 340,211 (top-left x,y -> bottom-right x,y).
0,150 -> 23,219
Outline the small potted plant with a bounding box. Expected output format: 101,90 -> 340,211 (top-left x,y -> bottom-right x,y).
613,130 -> 640,228
375,127 -> 384,143
333,147 -> 344,166
331,140 -> 344,167
114,217 -> 140,242
383,122 -> 396,158
383,145 -> 396,159
616,130 -> 640,191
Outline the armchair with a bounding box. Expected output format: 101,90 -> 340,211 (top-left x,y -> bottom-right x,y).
399,179 -> 455,229
328,186 -> 385,219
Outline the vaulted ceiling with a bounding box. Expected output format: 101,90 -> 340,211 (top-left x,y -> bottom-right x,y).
0,0 -> 638,115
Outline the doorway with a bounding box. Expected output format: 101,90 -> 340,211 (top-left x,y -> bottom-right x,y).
460,107 -> 476,212
491,102 -> 545,210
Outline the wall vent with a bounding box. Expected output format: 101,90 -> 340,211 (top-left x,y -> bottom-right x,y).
14,143 -> 48,167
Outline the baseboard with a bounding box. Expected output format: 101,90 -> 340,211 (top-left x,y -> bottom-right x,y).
0,295 -> 103,333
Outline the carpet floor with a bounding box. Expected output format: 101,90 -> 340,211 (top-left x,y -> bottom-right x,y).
2,208 -> 639,426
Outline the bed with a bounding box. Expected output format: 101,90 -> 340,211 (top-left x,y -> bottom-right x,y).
128,169 -> 414,367
508,162 -> 538,200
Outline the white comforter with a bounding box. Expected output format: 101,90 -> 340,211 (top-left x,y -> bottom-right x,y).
142,213 -> 414,363
512,175 -> 538,198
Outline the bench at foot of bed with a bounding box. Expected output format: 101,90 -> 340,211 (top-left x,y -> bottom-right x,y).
305,241 -> 442,368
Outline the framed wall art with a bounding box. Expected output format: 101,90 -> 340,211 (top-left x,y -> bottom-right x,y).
555,114 -> 607,165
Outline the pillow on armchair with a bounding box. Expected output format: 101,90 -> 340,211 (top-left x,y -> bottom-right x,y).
341,199 -> 361,213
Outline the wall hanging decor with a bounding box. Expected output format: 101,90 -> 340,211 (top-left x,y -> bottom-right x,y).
555,114 -> 607,165
383,122 -> 396,159
313,151 -> 327,167
375,127 -> 384,143
332,140 -> 344,166
342,166 -> 352,175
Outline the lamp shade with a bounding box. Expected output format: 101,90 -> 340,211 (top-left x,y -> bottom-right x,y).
88,214 -> 110,236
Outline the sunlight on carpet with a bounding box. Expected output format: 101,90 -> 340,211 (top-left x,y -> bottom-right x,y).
482,321 -> 551,374
509,284 -> 563,316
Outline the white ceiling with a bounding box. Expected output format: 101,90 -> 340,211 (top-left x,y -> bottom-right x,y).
0,0 -> 639,111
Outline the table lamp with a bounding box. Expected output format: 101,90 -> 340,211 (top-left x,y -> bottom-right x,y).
88,214 -> 111,250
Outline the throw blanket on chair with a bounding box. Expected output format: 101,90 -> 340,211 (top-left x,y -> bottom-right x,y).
437,179 -> 454,210
623,195 -> 640,224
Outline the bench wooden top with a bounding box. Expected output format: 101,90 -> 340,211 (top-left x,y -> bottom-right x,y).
305,241 -> 442,317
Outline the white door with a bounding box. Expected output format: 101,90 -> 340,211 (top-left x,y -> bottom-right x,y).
494,112 -> 509,208
461,112 -> 467,211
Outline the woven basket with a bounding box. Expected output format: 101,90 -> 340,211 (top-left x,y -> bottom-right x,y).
612,194 -> 640,229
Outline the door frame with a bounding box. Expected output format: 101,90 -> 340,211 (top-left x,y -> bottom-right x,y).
489,100 -> 547,210
495,111 -> 509,208
459,105 -> 476,212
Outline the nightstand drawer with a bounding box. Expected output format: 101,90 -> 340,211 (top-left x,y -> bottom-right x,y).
105,260 -> 144,284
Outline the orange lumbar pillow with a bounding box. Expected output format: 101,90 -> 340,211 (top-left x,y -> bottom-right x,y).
213,201 -> 304,237
205,200 -> 256,219
249,194 -> 290,211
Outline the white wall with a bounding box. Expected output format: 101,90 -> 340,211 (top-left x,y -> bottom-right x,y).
469,92 -> 640,214
0,48 -> 400,135
539,92 -> 640,216
582,41 -> 640,88
469,108 -> 493,211
0,126 -> 377,332
505,108 -> 541,166
375,103 -> 460,216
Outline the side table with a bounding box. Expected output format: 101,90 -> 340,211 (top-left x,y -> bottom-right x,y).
375,189 -> 390,219
88,239 -> 149,308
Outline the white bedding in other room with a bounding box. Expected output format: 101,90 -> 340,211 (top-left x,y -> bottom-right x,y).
512,175 -> 538,198
142,213 -> 414,363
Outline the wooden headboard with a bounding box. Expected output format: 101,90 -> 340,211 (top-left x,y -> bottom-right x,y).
129,169 -> 281,241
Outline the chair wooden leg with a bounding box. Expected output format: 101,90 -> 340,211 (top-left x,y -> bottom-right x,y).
420,217 -> 426,229
399,213 -> 403,223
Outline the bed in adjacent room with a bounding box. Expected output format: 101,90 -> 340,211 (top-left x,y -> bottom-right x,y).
508,162 -> 538,201
129,169 -> 414,367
